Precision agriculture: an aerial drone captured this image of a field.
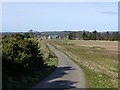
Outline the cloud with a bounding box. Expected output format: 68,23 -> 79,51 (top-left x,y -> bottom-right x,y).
101,11 -> 118,15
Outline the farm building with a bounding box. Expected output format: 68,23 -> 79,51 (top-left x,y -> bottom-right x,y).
47,35 -> 59,39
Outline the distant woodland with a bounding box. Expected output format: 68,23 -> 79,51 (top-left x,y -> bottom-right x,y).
2,30 -> 120,41
68,30 -> 120,41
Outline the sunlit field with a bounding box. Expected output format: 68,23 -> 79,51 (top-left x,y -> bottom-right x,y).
46,40 -> 118,88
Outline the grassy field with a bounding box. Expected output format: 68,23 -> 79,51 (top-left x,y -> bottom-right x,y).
46,40 -> 118,88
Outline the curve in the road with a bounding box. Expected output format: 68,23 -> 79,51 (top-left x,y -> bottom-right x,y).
32,44 -> 86,89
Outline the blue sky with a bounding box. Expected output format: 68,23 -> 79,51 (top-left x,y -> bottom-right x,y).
2,2 -> 118,32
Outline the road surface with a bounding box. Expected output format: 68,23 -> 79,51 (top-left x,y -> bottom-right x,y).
32,44 -> 85,89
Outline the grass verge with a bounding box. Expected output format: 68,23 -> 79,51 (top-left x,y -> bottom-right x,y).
69,57 -> 117,88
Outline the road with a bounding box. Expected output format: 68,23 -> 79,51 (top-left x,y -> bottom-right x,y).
32,44 -> 85,89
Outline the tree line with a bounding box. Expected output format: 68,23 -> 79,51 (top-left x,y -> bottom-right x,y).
68,30 -> 120,41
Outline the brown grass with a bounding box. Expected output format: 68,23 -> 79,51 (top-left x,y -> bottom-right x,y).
39,39 -> 49,59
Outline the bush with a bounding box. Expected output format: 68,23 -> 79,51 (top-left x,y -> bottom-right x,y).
2,33 -> 44,78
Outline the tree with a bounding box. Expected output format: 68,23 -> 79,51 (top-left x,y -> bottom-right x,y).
2,33 -> 44,76
88,32 -> 92,40
11,33 -> 24,40
68,32 -> 77,40
68,32 -> 74,40
106,31 -> 109,40
82,31 -> 88,40
28,29 -> 35,38
111,32 -> 119,41
23,32 -> 30,38
92,30 -> 97,40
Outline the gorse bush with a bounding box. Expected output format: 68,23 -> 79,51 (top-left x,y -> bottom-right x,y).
2,33 -> 58,88
2,33 -> 44,76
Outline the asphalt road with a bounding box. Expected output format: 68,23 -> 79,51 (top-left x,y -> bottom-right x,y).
32,44 -> 85,89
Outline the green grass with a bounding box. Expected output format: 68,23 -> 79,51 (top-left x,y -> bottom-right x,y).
45,58 -> 58,67
72,59 -> 117,88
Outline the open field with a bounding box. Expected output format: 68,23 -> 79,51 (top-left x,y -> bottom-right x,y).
46,40 -> 118,88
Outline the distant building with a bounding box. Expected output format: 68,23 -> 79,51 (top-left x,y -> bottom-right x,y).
47,35 -> 59,39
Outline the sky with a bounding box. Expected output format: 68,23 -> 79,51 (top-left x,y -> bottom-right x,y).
2,2 -> 118,32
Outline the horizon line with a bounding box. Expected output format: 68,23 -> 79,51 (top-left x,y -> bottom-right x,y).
1,30 -> 119,33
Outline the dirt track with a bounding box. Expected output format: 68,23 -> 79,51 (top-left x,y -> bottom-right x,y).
32,44 -> 85,89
